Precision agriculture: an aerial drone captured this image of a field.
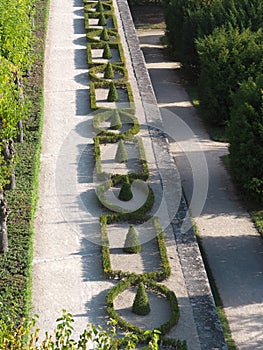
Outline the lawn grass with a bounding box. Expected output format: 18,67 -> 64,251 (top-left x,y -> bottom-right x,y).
0,0 -> 49,324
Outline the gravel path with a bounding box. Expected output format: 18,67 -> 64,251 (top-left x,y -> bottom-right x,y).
137,28 -> 263,350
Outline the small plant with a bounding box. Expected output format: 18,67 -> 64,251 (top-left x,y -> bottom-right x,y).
98,12 -> 107,26
103,43 -> 112,59
123,224 -> 141,253
110,110 -> 122,129
104,62 -> 114,79
107,82 -> 118,102
119,176 -> 133,202
132,282 -> 151,315
100,27 -> 109,41
96,0 -> 104,12
115,139 -> 128,163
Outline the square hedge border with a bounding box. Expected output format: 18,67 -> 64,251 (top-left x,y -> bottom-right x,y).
87,42 -> 125,67
94,136 -> 149,181
100,215 -> 171,280
89,80 -> 134,110
84,11 -> 118,31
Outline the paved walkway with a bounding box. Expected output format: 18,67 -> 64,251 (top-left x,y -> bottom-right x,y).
137,28 -> 263,350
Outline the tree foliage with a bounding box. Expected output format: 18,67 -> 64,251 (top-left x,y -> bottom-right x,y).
228,75 -> 263,203
196,27 -> 263,125
163,0 -> 263,74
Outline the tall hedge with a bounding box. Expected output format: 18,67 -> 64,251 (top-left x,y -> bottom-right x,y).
163,0 -> 263,74
228,75 -> 263,203
196,27 -> 263,125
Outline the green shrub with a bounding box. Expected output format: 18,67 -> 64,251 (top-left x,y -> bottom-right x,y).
96,0 -> 104,12
98,12 -> 107,26
100,27 -> 109,41
163,0 -> 263,75
132,282 -> 151,316
110,109 -> 122,129
228,75 -> 263,203
104,62 -> 114,79
103,43 -> 112,59
107,82 -> 118,101
123,224 -> 141,254
119,176 -> 133,202
115,139 -> 127,162
197,27 -> 263,125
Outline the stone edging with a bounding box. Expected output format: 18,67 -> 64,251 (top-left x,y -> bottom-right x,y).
115,1 -> 227,349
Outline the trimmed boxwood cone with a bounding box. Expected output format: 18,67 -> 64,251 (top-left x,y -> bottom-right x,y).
132,282 -> 150,315
123,224 -> 141,253
119,176 -> 133,202
104,62 -> 114,79
107,82 -> 118,102
98,12 -> 107,26
115,139 -> 128,163
96,0 -> 104,12
110,110 -> 122,129
100,27 -> 109,41
103,43 -> 112,59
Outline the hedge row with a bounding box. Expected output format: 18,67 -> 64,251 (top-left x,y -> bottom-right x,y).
0,0 -> 49,323
163,0 -> 263,203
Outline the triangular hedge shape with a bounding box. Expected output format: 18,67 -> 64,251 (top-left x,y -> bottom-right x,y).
98,12 -> 107,26
132,282 -> 151,315
107,82 -> 118,102
119,176 -> 133,202
103,43 -> 112,59
110,110 -> 122,129
100,27 -> 109,41
115,139 -> 128,163
123,224 -> 141,253
104,62 -> 114,79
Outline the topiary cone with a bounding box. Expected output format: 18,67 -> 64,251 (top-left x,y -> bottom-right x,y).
98,12 -> 107,26
96,0 -> 104,12
115,139 -> 128,163
123,224 -> 141,253
104,62 -> 114,79
100,27 -> 109,41
110,110 -> 122,129
103,43 -> 112,59
119,176 -> 133,201
132,282 -> 150,315
107,82 -> 118,102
